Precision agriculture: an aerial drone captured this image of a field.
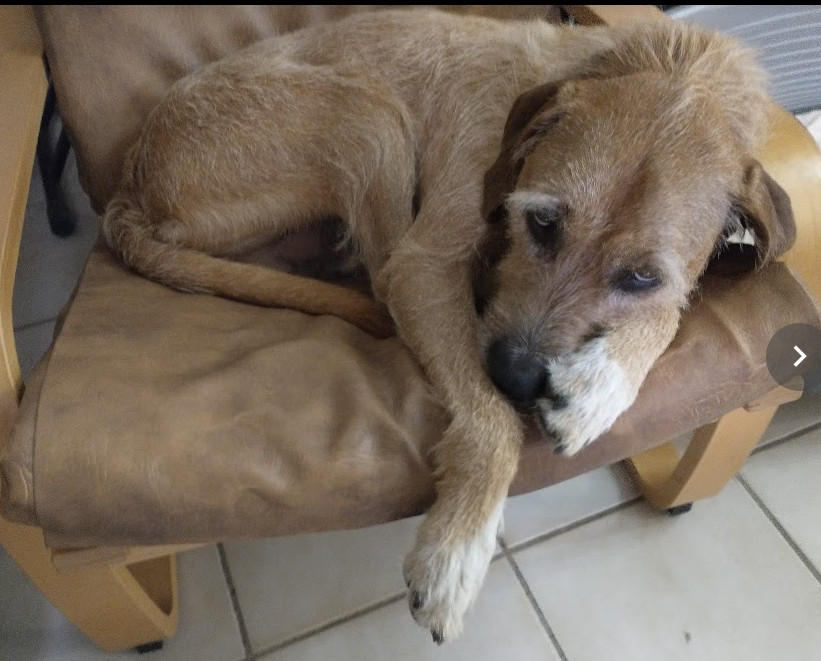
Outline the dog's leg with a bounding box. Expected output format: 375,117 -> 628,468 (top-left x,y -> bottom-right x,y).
403,400 -> 521,644
379,211 -> 523,643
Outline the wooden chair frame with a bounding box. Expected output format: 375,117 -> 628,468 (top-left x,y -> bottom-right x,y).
0,5 -> 818,651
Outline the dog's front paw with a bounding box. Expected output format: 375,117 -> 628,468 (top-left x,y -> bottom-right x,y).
537,338 -> 639,455
402,516 -> 499,644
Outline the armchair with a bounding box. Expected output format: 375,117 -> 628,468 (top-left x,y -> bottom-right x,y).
1,5 -> 820,652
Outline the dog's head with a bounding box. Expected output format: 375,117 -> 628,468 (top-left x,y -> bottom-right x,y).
474,22 -> 795,452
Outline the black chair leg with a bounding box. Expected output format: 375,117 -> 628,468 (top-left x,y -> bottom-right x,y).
36,80 -> 76,237
135,640 -> 164,654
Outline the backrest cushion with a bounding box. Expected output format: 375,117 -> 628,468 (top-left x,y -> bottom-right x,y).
34,5 -> 561,212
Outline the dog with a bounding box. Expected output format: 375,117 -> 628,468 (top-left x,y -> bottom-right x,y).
101,8 -> 795,644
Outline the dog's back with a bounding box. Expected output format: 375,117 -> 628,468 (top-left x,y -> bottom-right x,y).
102,9 -> 773,336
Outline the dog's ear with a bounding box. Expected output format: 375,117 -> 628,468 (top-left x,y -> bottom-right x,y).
706,160 -> 796,276
475,83 -> 563,315
481,83 -> 563,221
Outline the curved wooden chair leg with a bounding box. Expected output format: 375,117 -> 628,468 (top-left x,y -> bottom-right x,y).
0,515 -> 178,651
625,387 -> 801,511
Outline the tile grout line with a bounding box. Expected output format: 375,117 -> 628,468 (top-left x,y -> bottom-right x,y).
736,475 -> 821,586
250,592 -> 408,659
499,537 -> 569,661
749,419 -> 821,457
504,496 -> 642,556
247,552 -> 515,658
248,549 -> 515,658
217,543 -> 255,660
246,513 -> 635,660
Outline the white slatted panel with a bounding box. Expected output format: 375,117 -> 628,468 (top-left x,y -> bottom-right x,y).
668,5 -> 821,113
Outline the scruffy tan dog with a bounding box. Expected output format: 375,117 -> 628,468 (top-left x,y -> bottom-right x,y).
102,9 -> 794,643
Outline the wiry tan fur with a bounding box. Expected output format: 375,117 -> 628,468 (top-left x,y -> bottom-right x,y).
102,9 -> 794,644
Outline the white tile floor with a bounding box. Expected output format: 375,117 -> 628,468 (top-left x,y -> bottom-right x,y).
1,104 -> 820,661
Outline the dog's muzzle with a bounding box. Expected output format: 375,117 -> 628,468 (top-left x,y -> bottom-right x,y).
485,337 -> 547,411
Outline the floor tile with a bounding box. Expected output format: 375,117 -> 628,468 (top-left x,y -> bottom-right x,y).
0,545 -> 245,661
14,319 -> 56,383
262,559 -> 559,661
13,156 -> 100,330
222,517 -> 422,651
502,464 -> 638,548
515,480 -> 821,661
741,426 -> 821,571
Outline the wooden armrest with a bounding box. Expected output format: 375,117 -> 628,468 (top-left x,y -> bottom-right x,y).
0,4 -> 42,58
0,6 -> 47,444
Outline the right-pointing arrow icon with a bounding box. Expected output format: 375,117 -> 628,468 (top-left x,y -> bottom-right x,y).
767,325 -> 821,392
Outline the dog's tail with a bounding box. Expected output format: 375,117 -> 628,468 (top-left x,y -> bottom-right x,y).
101,193 -> 395,339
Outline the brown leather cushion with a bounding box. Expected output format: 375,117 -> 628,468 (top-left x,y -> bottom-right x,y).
1,243 -> 817,547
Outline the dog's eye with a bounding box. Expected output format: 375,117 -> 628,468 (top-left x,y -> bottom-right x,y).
526,208 -> 562,248
616,269 -> 662,293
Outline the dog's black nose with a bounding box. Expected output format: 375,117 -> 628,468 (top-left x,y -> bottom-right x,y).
486,337 -> 546,409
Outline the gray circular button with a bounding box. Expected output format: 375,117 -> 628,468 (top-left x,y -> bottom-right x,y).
766,323 -> 821,393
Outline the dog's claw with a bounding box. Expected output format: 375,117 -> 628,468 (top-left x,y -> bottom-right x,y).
411,592 -> 425,611
431,628 -> 445,645
550,394 -> 569,410
553,442 -> 567,455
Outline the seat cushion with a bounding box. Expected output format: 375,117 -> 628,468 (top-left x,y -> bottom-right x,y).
1,243 -> 817,547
